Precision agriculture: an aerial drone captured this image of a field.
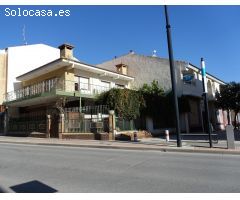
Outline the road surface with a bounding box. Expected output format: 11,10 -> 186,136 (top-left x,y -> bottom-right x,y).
0,143 -> 240,192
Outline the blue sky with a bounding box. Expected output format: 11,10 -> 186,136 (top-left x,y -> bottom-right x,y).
0,5 -> 239,82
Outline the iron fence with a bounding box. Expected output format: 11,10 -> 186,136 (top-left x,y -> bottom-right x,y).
8,115 -> 46,133
64,105 -> 109,115
115,117 -> 135,131
64,105 -> 109,133
64,118 -> 92,133
64,117 -> 109,133
0,113 -> 4,133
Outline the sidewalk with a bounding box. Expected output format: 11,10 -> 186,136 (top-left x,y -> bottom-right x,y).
0,131 -> 240,155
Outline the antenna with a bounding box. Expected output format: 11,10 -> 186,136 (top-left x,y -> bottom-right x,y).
22,24 -> 27,45
152,50 -> 157,57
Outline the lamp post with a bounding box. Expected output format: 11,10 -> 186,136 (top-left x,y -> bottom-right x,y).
201,58 -> 213,148
164,5 -> 182,147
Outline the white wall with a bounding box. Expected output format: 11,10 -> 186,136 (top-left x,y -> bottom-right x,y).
7,44 -> 60,92
179,64 -> 223,99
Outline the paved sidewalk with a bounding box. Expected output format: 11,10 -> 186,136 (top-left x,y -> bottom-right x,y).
0,131 -> 240,155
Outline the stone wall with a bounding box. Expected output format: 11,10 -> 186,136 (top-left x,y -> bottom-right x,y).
61,132 -> 109,140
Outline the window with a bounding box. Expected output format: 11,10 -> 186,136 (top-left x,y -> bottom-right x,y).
75,76 -> 89,91
75,83 -> 79,91
101,81 -> 110,89
115,84 -> 125,88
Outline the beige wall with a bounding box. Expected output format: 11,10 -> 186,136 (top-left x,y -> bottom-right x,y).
0,53 -> 7,105
19,65 -> 130,95
22,67 -> 72,87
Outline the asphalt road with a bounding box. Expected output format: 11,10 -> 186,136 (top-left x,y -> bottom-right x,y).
0,143 -> 240,193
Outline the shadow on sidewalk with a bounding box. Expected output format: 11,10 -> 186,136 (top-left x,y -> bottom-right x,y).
10,180 -> 58,193
0,186 -> 7,193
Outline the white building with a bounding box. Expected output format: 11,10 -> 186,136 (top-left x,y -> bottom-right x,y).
0,44 -> 60,109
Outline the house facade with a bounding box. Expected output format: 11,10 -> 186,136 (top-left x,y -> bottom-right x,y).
97,52 -> 227,134
3,44 -> 133,138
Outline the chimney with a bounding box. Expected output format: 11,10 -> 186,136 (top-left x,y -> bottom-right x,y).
58,43 -> 74,59
116,63 -> 128,75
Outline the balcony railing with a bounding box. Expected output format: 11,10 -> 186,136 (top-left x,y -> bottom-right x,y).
4,78 -> 112,103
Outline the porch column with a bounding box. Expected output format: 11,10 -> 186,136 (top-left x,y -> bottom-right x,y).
46,114 -> 51,138
108,110 -> 115,140
79,97 -> 82,113
59,113 -> 65,139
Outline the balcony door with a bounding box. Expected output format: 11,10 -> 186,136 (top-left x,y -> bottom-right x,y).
75,76 -> 90,94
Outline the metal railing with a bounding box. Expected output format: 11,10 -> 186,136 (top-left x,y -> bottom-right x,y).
4,78 -> 111,102
64,105 -> 109,115
64,113 -> 109,133
8,114 -> 47,133
115,117 -> 135,131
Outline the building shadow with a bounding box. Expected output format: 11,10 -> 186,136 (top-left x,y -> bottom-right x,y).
0,186 -> 7,193
10,180 -> 58,193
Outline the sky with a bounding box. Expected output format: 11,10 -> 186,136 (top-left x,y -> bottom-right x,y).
0,5 -> 239,82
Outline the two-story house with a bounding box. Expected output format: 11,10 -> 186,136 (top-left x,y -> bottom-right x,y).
3,44 -> 134,138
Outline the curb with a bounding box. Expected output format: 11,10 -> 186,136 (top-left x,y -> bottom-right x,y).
0,140 -> 240,155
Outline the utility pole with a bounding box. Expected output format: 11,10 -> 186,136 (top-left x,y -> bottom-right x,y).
201,58 -> 213,148
164,5 -> 182,147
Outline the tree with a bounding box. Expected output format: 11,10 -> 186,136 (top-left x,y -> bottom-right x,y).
138,80 -> 165,118
230,82 -> 240,128
139,80 -> 191,127
215,82 -> 240,128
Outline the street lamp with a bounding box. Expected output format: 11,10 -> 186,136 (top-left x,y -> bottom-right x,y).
201,58 -> 213,148
164,5 -> 182,147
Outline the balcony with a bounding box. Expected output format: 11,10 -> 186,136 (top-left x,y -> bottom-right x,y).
4,78 -> 111,104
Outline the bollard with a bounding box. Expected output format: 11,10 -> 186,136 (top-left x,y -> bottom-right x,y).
133,132 -> 138,142
226,125 -> 235,149
165,130 -> 169,142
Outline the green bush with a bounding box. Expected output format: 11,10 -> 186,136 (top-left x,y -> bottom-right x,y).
96,88 -> 145,120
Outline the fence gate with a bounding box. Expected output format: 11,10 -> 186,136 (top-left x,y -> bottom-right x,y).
64,105 -> 109,133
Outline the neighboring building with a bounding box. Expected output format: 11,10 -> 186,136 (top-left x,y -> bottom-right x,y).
97,51 -> 227,133
3,44 -> 134,138
0,50 -> 7,111
0,44 -> 60,111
